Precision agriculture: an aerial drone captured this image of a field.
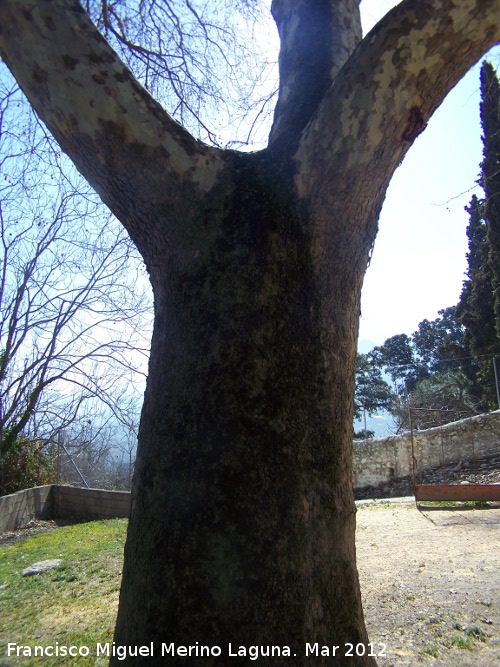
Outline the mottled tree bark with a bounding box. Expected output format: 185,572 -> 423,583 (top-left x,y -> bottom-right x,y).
1,0 -> 499,664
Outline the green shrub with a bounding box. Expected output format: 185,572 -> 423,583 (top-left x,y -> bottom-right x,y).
0,437 -> 57,495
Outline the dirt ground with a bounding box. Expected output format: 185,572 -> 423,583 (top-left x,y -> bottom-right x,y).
356,500 -> 500,666
2,504 -> 500,666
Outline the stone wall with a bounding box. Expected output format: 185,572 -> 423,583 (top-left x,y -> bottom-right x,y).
2,411 -> 500,532
353,410 -> 500,489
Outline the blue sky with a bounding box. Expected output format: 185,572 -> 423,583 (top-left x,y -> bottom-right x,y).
358,1 -> 500,350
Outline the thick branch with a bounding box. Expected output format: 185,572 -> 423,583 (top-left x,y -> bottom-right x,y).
283,0 -> 500,377
0,0 -> 227,262
269,0 -> 362,153
295,0 -> 500,216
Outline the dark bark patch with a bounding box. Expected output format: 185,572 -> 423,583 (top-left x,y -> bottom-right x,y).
401,106 -> 426,142
91,72 -> 106,85
68,0 -> 86,14
88,50 -> 115,65
427,29 -> 450,57
62,54 -> 79,70
485,24 -> 498,42
32,64 -> 48,84
67,113 -> 79,132
44,15 -> 56,31
114,70 -> 128,83
21,8 -> 33,21
128,141 -> 155,159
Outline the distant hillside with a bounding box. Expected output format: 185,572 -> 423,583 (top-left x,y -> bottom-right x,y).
354,410 -> 392,439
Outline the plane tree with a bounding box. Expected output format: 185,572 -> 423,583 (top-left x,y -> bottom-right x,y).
1,1 -> 499,664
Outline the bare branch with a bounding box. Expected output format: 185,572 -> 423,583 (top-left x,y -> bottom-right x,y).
0,81 -> 152,449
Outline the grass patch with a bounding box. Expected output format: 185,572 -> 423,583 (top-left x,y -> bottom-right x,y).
421,501 -> 491,509
419,642 -> 439,659
464,627 -> 487,642
0,519 -> 127,665
444,626 -> 488,651
447,635 -> 476,650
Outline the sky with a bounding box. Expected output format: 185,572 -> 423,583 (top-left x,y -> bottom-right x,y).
357,1 -> 500,351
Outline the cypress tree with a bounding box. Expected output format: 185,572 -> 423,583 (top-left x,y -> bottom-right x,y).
456,61 -> 500,408
456,194 -> 498,356
480,61 -> 500,339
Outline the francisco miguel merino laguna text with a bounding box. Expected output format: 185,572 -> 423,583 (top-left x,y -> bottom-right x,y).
7,643 -> 291,660
7,641 -> 387,660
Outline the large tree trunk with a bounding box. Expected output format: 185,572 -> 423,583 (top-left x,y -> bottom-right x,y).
1,1 -> 500,665
112,151 -> 373,664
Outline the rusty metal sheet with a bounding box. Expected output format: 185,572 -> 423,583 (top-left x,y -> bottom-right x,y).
414,484 -> 500,502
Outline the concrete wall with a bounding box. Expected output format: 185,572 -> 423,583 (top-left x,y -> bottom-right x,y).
52,485 -> 131,521
353,409 -> 500,488
0,485 -> 54,533
0,485 -> 131,533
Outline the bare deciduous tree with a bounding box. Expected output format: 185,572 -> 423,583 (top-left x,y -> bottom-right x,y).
83,0 -> 278,147
56,406 -> 137,490
0,79 -> 151,468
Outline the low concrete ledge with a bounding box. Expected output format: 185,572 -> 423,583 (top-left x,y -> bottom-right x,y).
0,485 -> 54,534
52,485 -> 131,521
0,485 -> 131,533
